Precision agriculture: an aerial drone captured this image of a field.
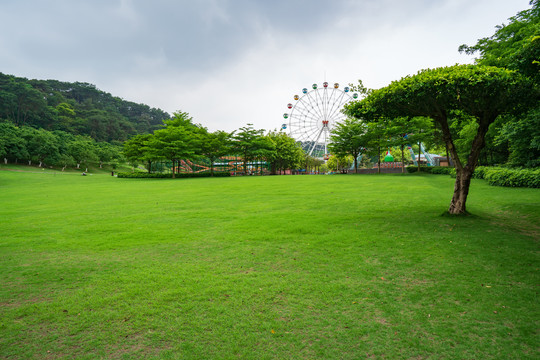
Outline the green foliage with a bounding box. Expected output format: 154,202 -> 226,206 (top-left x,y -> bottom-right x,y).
409,165 -> 539,188
326,154 -> 353,172
472,166 -> 489,179
232,124 -> 271,174
345,64 -> 537,213
199,129 -> 233,175
495,108 -> 540,167
406,166 -> 431,173
266,131 -> 303,173
459,2 -> 540,168
0,72 -> 170,141
329,118 -> 368,171
117,171 -> 231,179
406,166 -> 456,176
430,166 -> 456,175
459,1 -> 540,84
482,167 -> 540,188
0,121 -> 123,169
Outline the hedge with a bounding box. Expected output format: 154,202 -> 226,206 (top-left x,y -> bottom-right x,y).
117,172 -> 231,179
406,166 -> 455,175
406,165 -> 538,188
482,167 -> 540,188
406,166 -> 431,173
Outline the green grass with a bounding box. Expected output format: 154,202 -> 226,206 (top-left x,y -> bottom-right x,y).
1,170 -> 539,359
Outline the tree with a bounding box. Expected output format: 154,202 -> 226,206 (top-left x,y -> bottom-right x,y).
146,126 -> 196,178
329,118 -> 368,173
326,154 -> 353,173
364,122 -> 386,174
495,108 -> 540,167
303,154 -> 325,173
123,134 -> 153,172
21,127 -> 60,167
459,0 -> 539,83
95,142 -> 122,168
383,117 -> 410,172
252,135 -> 276,175
0,122 -> 28,163
266,131 -> 304,175
404,117 -> 434,171
0,72 -> 170,142
232,124 -> 266,175
345,65 -> 537,214
199,130 -> 233,176
459,1 -> 540,167
66,136 -> 97,170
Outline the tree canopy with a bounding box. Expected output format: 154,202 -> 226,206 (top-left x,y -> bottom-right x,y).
344,64 -> 538,214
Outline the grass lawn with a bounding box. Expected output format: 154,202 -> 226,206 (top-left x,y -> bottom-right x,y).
1,170 -> 539,359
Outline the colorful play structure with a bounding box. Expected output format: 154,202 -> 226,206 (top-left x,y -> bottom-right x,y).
407,143 -> 437,166
149,156 -> 271,175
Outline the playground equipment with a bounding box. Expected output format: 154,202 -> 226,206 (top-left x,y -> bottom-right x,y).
407,143 -> 437,166
383,150 -> 394,162
283,82 -> 358,159
403,134 -> 437,166
151,157 -> 271,175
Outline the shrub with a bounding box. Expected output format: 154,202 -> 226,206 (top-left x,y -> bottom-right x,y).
407,164 -> 539,188
117,172 -> 231,179
483,168 -> 540,188
406,166 -> 432,173
406,166 -> 455,174
472,166 -> 488,179
430,166 -> 455,175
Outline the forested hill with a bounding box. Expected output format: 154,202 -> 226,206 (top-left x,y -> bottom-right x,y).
0,72 -> 171,142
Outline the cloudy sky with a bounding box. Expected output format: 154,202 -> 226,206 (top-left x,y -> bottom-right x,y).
0,0 -> 531,132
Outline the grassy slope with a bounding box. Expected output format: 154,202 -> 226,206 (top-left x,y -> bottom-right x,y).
0,172 -> 538,359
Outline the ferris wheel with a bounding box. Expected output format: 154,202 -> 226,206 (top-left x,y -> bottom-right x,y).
282,82 -> 358,159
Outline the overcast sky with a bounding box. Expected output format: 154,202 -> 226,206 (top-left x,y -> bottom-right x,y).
0,0 -> 532,132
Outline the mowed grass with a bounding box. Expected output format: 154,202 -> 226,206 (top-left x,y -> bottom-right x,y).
0,171 -> 539,359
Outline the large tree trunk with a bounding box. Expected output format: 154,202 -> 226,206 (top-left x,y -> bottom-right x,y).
377,144 -> 381,174
448,168 -> 473,214
439,113 -> 492,214
400,144 -> 405,173
417,141 -> 421,172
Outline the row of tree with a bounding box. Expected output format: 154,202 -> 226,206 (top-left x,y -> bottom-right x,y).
0,73 -> 170,142
123,112 -> 310,177
330,2 -> 539,172
336,0 -> 539,214
329,114 -> 435,173
0,122 -> 123,170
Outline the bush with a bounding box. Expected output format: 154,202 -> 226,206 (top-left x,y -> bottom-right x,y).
406,166 -> 432,173
472,166 -> 488,179
407,164 -> 539,188
483,168 -> 540,188
117,172 -> 231,179
430,166 -> 456,175
406,166 -> 455,174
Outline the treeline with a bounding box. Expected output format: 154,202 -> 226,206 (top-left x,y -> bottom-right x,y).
331,2 -> 539,170
123,112 -> 312,177
0,73 -> 170,142
0,122 -> 123,170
